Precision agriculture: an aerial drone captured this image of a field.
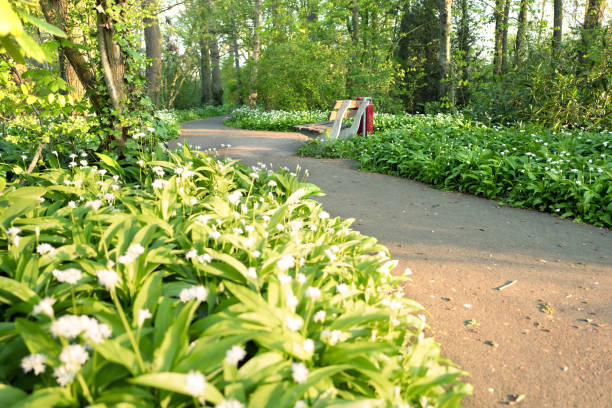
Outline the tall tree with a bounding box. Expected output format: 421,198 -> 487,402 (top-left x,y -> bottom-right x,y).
514,0 -> 528,66
552,0 -> 563,56
41,0 -> 132,145
207,0 -> 223,105
144,0 -> 162,107
351,0 -> 360,44
249,0 -> 261,106
493,0 -> 504,74
199,38 -> 212,104
229,0 -> 243,104
439,0 -> 453,101
456,0 -> 475,105
583,0 -> 607,28
500,0 -> 511,72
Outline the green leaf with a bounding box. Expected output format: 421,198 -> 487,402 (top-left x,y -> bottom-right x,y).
131,272 -> 162,328
129,373 -> 224,404
0,384 -> 26,407
280,365 -> 351,406
237,351 -> 289,389
0,0 -> 22,37
93,338 -> 140,375
14,318 -> 60,356
152,300 -> 198,372
96,153 -> 123,175
12,30 -> 46,63
9,387 -> 74,408
175,333 -> 263,373
0,277 -> 39,306
21,14 -> 66,38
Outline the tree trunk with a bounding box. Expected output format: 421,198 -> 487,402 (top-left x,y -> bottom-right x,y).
351,0 -> 359,44
514,0 -> 528,66
207,0 -> 223,105
230,1 -> 243,104
552,0 -> 563,56
199,38 -> 212,105
96,1 -> 129,145
457,0 -> 471,105
493,0 -> 504,74
41,0 -> 129,146
580,0 -> 606,65
583,0 -> 607,29
40,0 -> 100,107
59,49 -> 85,99
501,0 -> 511,72
249,0 -> 262,106
144,0 -> 162,107
439,0 -> 453,101
209,36 -> 223,105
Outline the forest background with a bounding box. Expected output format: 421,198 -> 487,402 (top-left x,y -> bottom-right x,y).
2,0 -> 610,142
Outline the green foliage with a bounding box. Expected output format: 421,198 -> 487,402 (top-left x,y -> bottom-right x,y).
467,29 -> 612,131
225,107 -> 328,132
225,107 -> 429,134
0,0 -> 66,63
0,134 -> 471,406
172,105 -> 236,123
0,109 -> 179,177
257,37 -> 348,111
297,114 -> 612,227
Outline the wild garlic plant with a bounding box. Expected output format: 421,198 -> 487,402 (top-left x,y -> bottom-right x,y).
0,145 -> 470,407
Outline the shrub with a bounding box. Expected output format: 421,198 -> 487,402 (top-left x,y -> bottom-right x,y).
0,136 -> 471,406
298,117 -> 612,227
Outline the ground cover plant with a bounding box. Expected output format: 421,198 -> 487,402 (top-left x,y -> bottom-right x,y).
0,125 -> 471,407
223,108 -> 610,227
298,117 -> 611,227
174,106 -> 236,123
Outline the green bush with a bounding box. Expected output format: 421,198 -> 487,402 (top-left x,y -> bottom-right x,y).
224,108 -> 328,132
0,130 -> 471,406
173,106 -> 236,123
298,117 -> 612,227
466,30 -> 612,131
224,107 -> 426,134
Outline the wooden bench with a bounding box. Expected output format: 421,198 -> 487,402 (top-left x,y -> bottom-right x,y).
294,98 -> 372,140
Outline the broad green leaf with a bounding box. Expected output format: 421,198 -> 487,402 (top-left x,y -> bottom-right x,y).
237,351 -> 288,389
0,277 -> 38,306
175,333 -> 263,373
14,318 -> 60,356
129,373 -> 224,404
12,30 -> 45,63
21,14 -> 66,38
9,387 -> 74,408
0,0 -> 21,37
280,365 -> 351,406
0,384 -> 26,407
93,338 -> 140,375
96,153 -> 123,174
152,300 -> 198,372
131,272 -> 162,327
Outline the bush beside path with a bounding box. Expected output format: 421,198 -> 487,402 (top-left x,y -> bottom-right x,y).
175,116 -> 612,408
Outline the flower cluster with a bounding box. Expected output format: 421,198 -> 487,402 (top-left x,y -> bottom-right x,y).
50,314 -> 112,344
118,244 -> 145,264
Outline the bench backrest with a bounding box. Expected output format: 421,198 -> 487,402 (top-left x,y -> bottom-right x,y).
328,100 -> 364,121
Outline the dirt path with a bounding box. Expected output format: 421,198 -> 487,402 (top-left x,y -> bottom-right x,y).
174,117 -> 612,408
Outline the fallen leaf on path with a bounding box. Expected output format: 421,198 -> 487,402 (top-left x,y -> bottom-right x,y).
496,280 -> 517,291
508,394 -> 526,405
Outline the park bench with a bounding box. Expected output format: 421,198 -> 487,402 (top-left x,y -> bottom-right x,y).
294,97 -> 372,140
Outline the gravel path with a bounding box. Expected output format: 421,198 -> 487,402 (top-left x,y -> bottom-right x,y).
174,116 -> 612,407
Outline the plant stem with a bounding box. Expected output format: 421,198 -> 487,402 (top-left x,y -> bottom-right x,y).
77,373 -> 94,404
111,289 -> 146,373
